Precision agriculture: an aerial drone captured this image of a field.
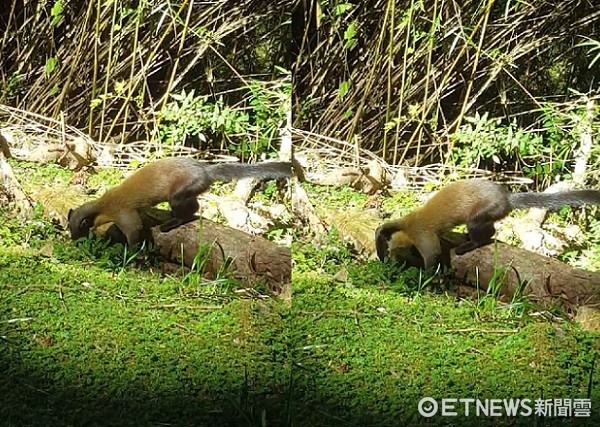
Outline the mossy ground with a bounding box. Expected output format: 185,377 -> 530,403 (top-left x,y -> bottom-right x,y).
0,161 -> 293,426
289,271 -> 599,426
1,164 -> 599,426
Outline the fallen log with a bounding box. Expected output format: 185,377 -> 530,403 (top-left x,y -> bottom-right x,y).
99,208 -> 290,295
151,218 -> 291,295
451,238 -> 600,309
392,232 -> 600,310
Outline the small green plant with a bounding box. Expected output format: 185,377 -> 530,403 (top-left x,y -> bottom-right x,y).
181,242 -> 214,284
119,241 -> 147,274
465,252 -> 533,319
181,241 -> 234,287
68,236 -> 131,269
266,227 -> 285,240
501,278 -> 533,318
1,71 -> 25,98
483,263 -> 511,298
173,229 -> 239,297
157,90 -> 249,147
450,112 -> 572,179
59,232 -> 159,273
156,77 -> 290,158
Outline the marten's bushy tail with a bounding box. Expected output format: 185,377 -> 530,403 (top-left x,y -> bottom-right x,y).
205,161 -> 292,183
508,190 -> 600,211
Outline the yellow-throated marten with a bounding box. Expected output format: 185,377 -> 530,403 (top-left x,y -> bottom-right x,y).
375,179 -> 600,269
68,158 -> 292,246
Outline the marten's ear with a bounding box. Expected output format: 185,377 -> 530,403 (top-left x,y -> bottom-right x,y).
68,208 -> 73,220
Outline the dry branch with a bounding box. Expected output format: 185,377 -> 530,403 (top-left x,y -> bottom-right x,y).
292,181 -> 326,238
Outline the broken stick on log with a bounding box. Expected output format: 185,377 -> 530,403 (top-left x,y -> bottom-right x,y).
0,153 -> 34,220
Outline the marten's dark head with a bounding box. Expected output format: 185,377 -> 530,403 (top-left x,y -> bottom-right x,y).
376,224 -> 414,261
67,203 -> 96,241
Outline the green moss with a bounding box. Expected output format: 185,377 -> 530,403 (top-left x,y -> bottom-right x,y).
289,274 -> 600,425
0,241 -> 293,425
0,160 -> 293,426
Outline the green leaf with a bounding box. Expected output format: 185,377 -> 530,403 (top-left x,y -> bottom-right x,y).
114,80 -> 127,95
45,57 -> 58,77
335,3 -> 354,16
51,1 -> 63,26
344,22 -> 357,42
51,1 -> 63,18
338,80 -> 351,99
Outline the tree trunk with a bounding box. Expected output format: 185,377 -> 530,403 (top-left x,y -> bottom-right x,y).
147,212 -> 290,295
444,232 -> 600,310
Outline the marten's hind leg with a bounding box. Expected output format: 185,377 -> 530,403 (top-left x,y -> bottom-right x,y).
160,191 -> 200,232
455,202 -> 507,255
455,221 -> 496,255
